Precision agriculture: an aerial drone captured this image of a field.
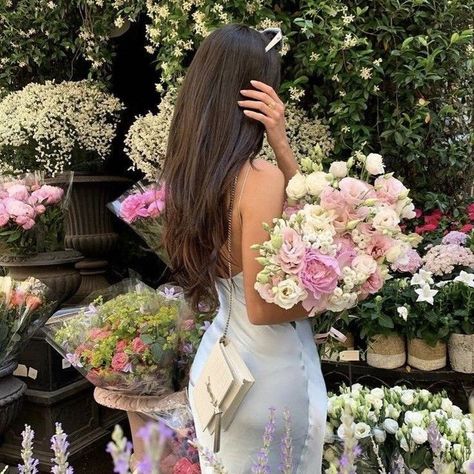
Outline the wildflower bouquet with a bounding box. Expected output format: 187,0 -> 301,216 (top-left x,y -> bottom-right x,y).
108,180 -> 169,265
324,384 -> 474,473
0,276 -> 56,369
0,173 -> 72,255
44,280 -> 187,395
253,151 -> 420,315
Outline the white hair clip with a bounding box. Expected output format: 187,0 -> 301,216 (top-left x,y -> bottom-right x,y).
262,27 -> 283,53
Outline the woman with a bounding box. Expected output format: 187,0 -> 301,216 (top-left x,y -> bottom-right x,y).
162,25 -> 327,473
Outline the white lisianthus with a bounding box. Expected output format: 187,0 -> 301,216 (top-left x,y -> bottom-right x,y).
392,386 -> 403,394
354,422 -> 371,439
273,279 -> 307,309
351,383 -> 363,394
337,422 -> 355,440
399,435 -> 410,452
404,411 -> 424,425
411,426 -> 428,445
462,418 -> 473,432
447,418 -> 462,435
329,161 -> 348,178
286,172 -> 308,200
385,243 -> 404,263
385,404 -> 401,419
397,199 -> 417,219
365,153 -> 385,175
370,387 -> 385,400
383,418 -> 399,434
451,405 -> 463,420
372,207 -> 400,232
401,390 -> 415,406
373,427 -> 387,443
366,394 -> 383,411
441,397 -> 453,414
305,171 -> 332,196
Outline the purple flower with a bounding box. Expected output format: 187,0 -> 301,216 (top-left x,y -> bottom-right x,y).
427,422 -> 442,456
442,230 -> 468,246
65,353 -> 83,368
135,454 -> 153,474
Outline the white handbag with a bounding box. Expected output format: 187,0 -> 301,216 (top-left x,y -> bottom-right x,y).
193,176 -> 255,453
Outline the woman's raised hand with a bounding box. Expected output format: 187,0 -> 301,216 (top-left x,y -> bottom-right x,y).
238,80 -> 289,155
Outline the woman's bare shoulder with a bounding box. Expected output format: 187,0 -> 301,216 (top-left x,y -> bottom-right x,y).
248,159 -> 285,184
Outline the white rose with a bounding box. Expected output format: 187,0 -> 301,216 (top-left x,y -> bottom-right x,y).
373,427 -> 387,443
286,172 -> 307,200
447,418 -> 462,435
372,207 -> 400,232
354,422 -> 371,439
273,279 -> 307,309
441,398 -> 453,414
329,161 -> 348,178
365,153 -> 385,175
305,171 -> 332,197
337,422 -> 355,440
411,426 -> 428,445
404,411 -> 424,425
383,418 -> 399,434
352,254 -> 378,278
370,387 -> 384,400
401,390 -> 415,406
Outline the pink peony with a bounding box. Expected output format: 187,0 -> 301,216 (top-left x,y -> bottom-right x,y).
4,198 -> 35,218
30,185 -> 64,205
111,352 -> 130,372
116,340 -> 128,352
374,176 -> 408,205
338,177 -> 375,208
131,337 -> 148,354
0,201 -> 9,227
366,234 -> 394,260
278,227 -> 306,274
35,204 -> 46,215
120,194 -> 149,223
298,249 -> 340,300
15,215 -> 35,230
6,184 -> 30,201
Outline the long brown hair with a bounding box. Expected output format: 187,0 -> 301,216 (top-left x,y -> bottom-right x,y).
161,24 -> 281,313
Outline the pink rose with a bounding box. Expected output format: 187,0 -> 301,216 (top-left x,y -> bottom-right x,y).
278,227 -> 306,274
360,268 -> 384,297
374,176 -> 408,205
111,352 -> 130,372
6,184 -> 30,201
131,337 -> 148,354
30,185 -> 64,205
334,237 -> 357,268
120,194 -> 149,223
116,340 -> 128,352
339,177 -> 375,208
298,249 -> 340,300
366,234 -> 394,260
4,198 -> 35,218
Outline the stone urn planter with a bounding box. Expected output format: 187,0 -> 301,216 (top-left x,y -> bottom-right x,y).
0,250 -> 83,306
366,333 -> 406,369
408,338 -> 447,371
0,364 -> 27,436
448,333 -> 474,374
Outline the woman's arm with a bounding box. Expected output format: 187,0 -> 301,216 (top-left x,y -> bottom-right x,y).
240,159 -> 310,325
239,80 -> 299,185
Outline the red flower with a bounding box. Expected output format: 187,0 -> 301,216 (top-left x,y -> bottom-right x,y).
111,352 -> 130,371
415,223 -> 437,234
173,458 -> 201,474
424,215 -> 441,226
459,223 -> 474,233
131,337 -> 148,354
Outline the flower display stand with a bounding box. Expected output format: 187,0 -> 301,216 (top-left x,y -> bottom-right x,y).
93,388 -> 187,466
0,364 -> 27,437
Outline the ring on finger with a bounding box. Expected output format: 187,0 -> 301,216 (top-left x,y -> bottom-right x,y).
267,101 -> 276,110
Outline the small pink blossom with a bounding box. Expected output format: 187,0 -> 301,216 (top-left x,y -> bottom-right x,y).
120,194 -> 149,223
111,352 -> 130,372
131,337 -> 148,354
278,227 -> 306,274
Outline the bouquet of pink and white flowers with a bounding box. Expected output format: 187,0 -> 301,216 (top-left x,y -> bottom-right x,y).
253,152 -> 421,315
0,173 -> 71,255
108,180 -> 169,265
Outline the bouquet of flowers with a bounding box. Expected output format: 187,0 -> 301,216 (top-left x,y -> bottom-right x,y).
43,280 -> 187,395
108,180 -> 169,265
0,276 -> 56,369
324,384 -> 474,473
253,151 -> 420,315
0,172 -> 72,255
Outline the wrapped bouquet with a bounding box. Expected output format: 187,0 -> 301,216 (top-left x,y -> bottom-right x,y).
44,280 -> 187,395
0,172 -> 72,255
0,276 -> 56,369
108,180 -> 169,265
253,152 -> 421,316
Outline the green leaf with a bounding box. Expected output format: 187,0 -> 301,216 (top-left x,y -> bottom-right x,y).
150,343 -> 164,363
140,334 -> 154,345
379,314 -> 395,329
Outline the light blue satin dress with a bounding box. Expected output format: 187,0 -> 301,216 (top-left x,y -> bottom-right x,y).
188,272 -> 327,473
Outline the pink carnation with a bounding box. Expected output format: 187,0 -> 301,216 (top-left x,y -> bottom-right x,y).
120,194 -> 149,223
111,352 -> 130,372
278,227 -> 306,274
298,249 -> 340,300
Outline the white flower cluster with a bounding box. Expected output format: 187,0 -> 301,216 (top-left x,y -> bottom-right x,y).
325,385 -> 473,473
124,87 -> 177,178
0,80 -> 123,175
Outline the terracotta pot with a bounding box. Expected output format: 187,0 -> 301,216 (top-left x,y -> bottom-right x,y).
0,250 -> 83,305
448,333 -> 474,374
367,333 -> 406,369
408,338 -> 446,371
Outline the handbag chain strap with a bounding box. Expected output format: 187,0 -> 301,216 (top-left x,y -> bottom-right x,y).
220,174 -> 238,345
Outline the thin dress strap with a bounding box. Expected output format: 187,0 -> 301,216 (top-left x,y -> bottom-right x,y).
237,163 -> 252,219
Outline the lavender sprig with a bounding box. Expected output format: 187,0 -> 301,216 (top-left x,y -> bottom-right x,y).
50,423 -> 73,474
279,408 -> 293,474
252,407 -> 276,474
338,410 -> 359,474
106,425 -> 132,474
18,425 -> 39,474
135,421 -> 170,474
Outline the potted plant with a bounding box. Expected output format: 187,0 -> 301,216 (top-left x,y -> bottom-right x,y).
354,278 -> 408,369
